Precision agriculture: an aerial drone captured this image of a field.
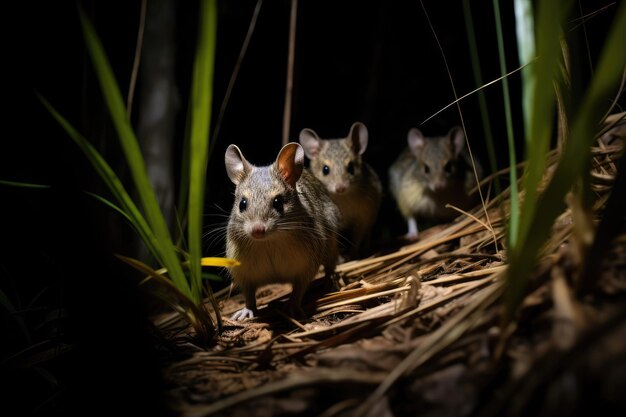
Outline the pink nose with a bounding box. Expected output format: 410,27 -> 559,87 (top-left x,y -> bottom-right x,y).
431,181 -> 446,192
251,224 -> 266,239
335,184 -> 347,194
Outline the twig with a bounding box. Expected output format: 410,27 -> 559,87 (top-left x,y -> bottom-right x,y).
282,0 -> 298,146
210,0 -> 263,151
127,0 -> 147,117
420,61 -> 533,126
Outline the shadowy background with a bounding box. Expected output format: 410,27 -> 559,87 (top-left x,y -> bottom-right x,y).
1,0 -> 617,415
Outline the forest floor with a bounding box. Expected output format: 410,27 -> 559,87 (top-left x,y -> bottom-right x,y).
155,123 -> 626,417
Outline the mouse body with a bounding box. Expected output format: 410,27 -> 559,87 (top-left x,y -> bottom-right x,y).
299,122 -> 382,258
389,126 -> 482,240
225,143 -> 339,320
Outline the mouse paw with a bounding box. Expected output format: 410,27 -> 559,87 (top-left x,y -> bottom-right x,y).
230,307 -> 255,321
405,218 -> 419,241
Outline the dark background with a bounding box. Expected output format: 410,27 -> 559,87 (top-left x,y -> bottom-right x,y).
0,1 -> 618,415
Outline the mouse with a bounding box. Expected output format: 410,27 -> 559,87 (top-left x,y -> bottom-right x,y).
224,142 -> 340,320
299,122 -> 382,259
388,126 -> 482,240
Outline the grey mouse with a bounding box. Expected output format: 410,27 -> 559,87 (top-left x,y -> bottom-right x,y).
225,142 -> 340,320
299,122 -> 382,258
389,126 -> 482,240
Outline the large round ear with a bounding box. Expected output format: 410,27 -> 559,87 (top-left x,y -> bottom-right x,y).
299,128 -> 322,159
407,128 -> 425,158
349,122 -> 369,155
225,144 -> 251,185
276,142 -> 304,188
448,126 -> 466,157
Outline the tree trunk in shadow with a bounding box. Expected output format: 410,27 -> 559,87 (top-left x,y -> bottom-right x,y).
136,0 -> 179,263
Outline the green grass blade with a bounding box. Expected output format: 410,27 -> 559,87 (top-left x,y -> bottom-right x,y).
175,108 -> 192,246
514,0 -> 536,139
462,0 -> 500,196
175,86 -> 195,246
116,255 -> 215,340
0,287 -> 32,345
516,1 -> 569,251
78,7 -> 191,298
493,0 -> 520,248
0,180 -> 50,189
202,273 -> 224,282
85,191 -> 135,224
504,0 -> 567,324
188,0 -> 217,304
83,191 -> 159,256
39,96 -> 163,266
505,0 -> 625,323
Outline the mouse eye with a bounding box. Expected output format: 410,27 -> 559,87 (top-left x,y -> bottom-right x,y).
273,195 -> 284,214
347,162 -> 355,175
322,165 -> 330,176
444,161 -> 454,175
239,197 -> 248,212
423,164 -> 430,174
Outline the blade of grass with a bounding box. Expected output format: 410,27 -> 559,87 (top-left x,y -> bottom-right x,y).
420,62 -> 532,126
116,255 -> 215,340
0,180 -> 50,189
502,0 -> 569,326
176,110 -> 191,247
40,96 -> 161,264
78,7 -> 190,299
202,272 -> 224,282
0,287 -> 32,345
514,0 -> 536,141
494,0 -> 520,248
505,0 -> 625,324
188,0 -> 218,314
83,191 -> 161,257
516,1 -> 568,251
462,0 -> 500,195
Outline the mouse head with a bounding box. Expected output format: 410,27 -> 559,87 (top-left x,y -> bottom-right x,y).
299,122 -> 369,194
225,143 -> 305,240
407,126 -> 465,192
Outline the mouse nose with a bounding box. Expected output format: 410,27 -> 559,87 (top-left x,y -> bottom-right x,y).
431,179 -> 447,192
335,184 -> 348,194
250,223 -> 266,239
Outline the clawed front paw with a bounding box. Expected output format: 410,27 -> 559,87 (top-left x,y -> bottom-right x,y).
230,307 -> 255,321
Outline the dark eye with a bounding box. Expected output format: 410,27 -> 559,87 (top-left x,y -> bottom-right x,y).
444,162 -> 454,174
322,165 -> 330,176
424,164 -> 430,174
239,197 -> 248,212
273,195 -> 284,214
347,162 -> 355,175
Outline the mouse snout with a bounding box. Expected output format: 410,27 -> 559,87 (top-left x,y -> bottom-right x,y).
334,183 -> 349,194
430,178 -> 447,192
250,223 -> 266,239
